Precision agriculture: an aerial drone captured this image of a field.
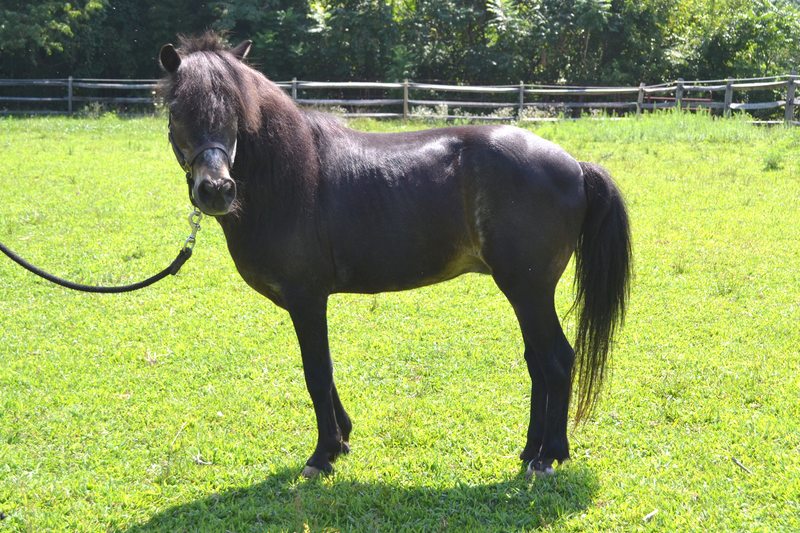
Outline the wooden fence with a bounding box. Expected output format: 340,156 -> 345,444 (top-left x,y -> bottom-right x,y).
1,74 -> 798,123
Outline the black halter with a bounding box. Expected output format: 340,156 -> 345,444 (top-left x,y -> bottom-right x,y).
168,115 -> 236,200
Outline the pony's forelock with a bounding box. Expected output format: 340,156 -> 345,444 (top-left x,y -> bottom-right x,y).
176,31 -> 230,55
158,32 -> 263,134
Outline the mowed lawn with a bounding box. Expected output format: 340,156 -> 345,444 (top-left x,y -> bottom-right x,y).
0,112 -> 798,531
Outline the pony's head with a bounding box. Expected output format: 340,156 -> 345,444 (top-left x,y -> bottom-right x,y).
159,34 -> 253,216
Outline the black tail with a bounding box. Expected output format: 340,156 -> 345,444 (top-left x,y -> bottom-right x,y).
573,162 -> 632,422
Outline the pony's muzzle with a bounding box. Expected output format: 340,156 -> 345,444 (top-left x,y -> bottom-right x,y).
194,176 -> 236,216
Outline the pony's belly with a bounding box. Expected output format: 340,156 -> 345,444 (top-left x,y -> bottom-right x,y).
333,250 -> 489,294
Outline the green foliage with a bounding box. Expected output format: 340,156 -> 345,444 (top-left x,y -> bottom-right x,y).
2,0 -> 800,83
0,114 -> 799,530
303,1 -> 398,80
1,0 -> 218,78
665,0 -> 800,79
0,0 -> 103,75
213,0 -> 312,81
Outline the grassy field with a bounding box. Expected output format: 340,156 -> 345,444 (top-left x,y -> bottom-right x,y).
0,112 -> 798,531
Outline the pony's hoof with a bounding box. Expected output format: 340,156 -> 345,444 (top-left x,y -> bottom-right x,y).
525,459 -> 555,480
301,465 -> 323,478
302,461 -> 333,478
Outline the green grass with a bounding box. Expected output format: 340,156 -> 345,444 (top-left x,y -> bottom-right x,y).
1,112 -> 798,531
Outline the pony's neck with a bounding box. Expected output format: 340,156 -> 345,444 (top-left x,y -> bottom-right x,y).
229,73 -> 321,223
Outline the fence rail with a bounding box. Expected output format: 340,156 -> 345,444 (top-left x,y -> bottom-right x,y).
1,74 -> 797,123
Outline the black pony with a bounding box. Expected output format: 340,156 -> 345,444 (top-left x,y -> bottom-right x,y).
159,33 -> 631,478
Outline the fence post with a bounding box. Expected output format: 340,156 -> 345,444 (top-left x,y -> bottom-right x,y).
675,78 -> 684,110
403,79 -> 409,120
517,81 -> 525,120
67,76 -> 74,115
785,70 -> 797,125
724,78 -> 733,117
291,77 -> 298,100
637,82 -> 645,116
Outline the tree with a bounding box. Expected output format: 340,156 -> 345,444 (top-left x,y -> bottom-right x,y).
212,0 -> 311,81
1,0 -> 799,83
301,0 -> 398,80
0,0 -> 103,77
661,0 -> 800,79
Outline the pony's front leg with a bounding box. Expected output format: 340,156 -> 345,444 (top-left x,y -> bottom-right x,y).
287,293 -> 349,477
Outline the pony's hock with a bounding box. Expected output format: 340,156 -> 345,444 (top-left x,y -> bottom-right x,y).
160,32 -> 631,478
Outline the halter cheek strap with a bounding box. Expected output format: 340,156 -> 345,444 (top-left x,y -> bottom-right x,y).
168,115 -> 237,175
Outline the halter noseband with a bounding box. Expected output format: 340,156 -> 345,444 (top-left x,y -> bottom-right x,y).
168,115 -> 237,199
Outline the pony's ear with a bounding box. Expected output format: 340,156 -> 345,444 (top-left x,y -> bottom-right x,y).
231,40 -> 253,61
160,44 -> 181,73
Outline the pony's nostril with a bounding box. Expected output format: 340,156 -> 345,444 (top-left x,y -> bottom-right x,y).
221,181 -> 235,201
196,178 -> 234,214
200,179 -> 216,196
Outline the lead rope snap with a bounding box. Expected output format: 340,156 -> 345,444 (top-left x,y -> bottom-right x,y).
183,208 -> 203,251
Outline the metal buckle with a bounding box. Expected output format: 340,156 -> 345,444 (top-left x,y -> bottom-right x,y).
183,207 -> 203,250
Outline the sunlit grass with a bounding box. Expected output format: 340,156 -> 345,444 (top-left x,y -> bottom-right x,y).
0,113 -> 798,530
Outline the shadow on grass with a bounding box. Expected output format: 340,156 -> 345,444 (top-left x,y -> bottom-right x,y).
126,464 -> 598,532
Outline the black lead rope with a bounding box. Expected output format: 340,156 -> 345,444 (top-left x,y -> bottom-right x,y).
0,243 -> 192,294
0,209 -> 202,294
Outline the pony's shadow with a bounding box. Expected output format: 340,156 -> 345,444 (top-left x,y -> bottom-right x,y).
125,464 -> 597,531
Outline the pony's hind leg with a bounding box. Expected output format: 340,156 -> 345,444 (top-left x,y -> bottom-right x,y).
520,349 -> 547,462
497,281 -> 575,476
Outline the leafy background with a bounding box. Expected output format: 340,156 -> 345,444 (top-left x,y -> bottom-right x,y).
2,0 -> 800,83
